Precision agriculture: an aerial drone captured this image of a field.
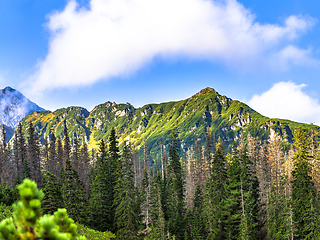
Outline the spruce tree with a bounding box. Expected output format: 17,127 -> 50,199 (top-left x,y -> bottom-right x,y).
224,143 -> 242,240
42,172 -> 64,215
166,131 -> 184,239
114,142 -> 139,239
90,139 -> 113,232
63,121 -> 71,166
191,184 -> 206,239
48,132 -> 57,175
140,168 -> 151,231
238,145 -> 260,240
203,137 -> 228,239
267,178 -> 292,240
291,127 -> 319,239
13,123 -> 26,181
27,122 -> 42,186
22,158 -> 31,180
148,170 -> 168,239
61,158 -> 88,225
79,142 -> 90,192
56,137 -> 64,178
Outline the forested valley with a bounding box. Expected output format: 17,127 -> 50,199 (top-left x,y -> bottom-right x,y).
0,120 -> 319,240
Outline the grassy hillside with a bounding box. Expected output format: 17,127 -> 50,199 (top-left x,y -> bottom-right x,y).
20,87 -> 319,156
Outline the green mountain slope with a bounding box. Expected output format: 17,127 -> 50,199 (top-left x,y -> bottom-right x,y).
20,87 -> 318,154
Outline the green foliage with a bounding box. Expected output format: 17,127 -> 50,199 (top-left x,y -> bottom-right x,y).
76,223 -> 115,240
114,142 -> 140,239
203,137 -> 228,239
42,172 -> 64,215
292,127 -> 320,239
19,87 -> 318,162
90,139 -> 114,232
61,160 -> 88,225
0,179 -> 87,240
166,131 -> 185,239
0,204 -> 12,223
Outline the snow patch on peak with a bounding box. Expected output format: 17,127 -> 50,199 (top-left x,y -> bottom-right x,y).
0,87 -> 45,128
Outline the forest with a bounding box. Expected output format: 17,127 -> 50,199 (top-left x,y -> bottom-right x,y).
0,121 -> 318,240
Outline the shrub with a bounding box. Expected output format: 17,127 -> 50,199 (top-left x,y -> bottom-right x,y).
0,179 -> 86,240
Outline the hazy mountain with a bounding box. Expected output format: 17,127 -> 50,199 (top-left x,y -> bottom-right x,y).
19,87 -> 317,155
0,86 -> 45,140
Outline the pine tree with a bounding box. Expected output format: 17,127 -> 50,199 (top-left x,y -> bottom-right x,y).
27,122 -> 42,186
43,135 -> 49,172
61,158 -> 88,225
291,127 -> 319,239
79,142 -> 90,192
56,137 -> 64,178
224,143 -> 242,240
203,137 -> 228,239
267,177 -> 292,240
114,142 -> 139,239
48,132 -> 57,175
140,168 -> 151,231
147,169 -> 168,239
71,134 -> 80,172
191,184 -> 206,239
90,139 -> 113,232
42,172 -> 64,215
22,158 -> 31,180
63,121 -> 70,167
238,144 -> 260,240
13,123 -> 26,181
166,131 -> 185,239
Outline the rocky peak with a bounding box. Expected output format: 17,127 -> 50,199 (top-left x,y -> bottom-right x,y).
0,86 -> 45,128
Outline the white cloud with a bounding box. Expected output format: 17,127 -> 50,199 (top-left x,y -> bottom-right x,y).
248,82 -> 320,126
24,0 -> 317,92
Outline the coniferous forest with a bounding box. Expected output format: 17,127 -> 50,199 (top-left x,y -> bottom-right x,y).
0,121 -> 319,239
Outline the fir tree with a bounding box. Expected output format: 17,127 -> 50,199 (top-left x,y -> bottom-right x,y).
238,145 -> 260,240
56,137 -> 64,178
203,137 -> 228,239
63,121 -> 70,166
147,172 -> 168,239
267,178 -> 292,240
224,144 -> 242,240
42,172 -> 64,215
140,168 -> 151,231
48,132 -> 57,175
22,158 -> 31,180
291,127 -> 319,239
90,139 -> 113,232
148,169 -> 167,239
114,142 -> 139,239
191,184 -> 206,239
27,122 -> 42,186
79,142 -> 90,192
61,158 -> 88,225
166,131 -> 185,239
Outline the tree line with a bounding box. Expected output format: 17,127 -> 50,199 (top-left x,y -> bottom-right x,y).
0,122 -> 319,239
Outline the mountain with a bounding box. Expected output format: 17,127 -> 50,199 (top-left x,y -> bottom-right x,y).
20,87 -> 318,155
0,86 -> 45,141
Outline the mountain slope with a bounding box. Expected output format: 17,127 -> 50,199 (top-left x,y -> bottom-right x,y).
0,86 -> 45,141
20,87 -> 317,154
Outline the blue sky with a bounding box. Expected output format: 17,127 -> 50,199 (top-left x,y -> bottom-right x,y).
1,0 -> 320,125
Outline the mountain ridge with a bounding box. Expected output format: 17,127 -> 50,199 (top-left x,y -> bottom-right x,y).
19,87 -> 318,155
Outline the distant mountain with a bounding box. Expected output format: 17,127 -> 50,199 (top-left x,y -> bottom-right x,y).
20,87 -> 318,155
0,86 -> 45,140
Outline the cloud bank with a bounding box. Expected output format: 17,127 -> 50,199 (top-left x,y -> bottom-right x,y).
248,81 -> 320,126
25,0 -> 317,92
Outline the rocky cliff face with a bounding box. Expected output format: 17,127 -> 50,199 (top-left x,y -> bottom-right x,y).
0,87 -> 45,141
20,87 -> 317,154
